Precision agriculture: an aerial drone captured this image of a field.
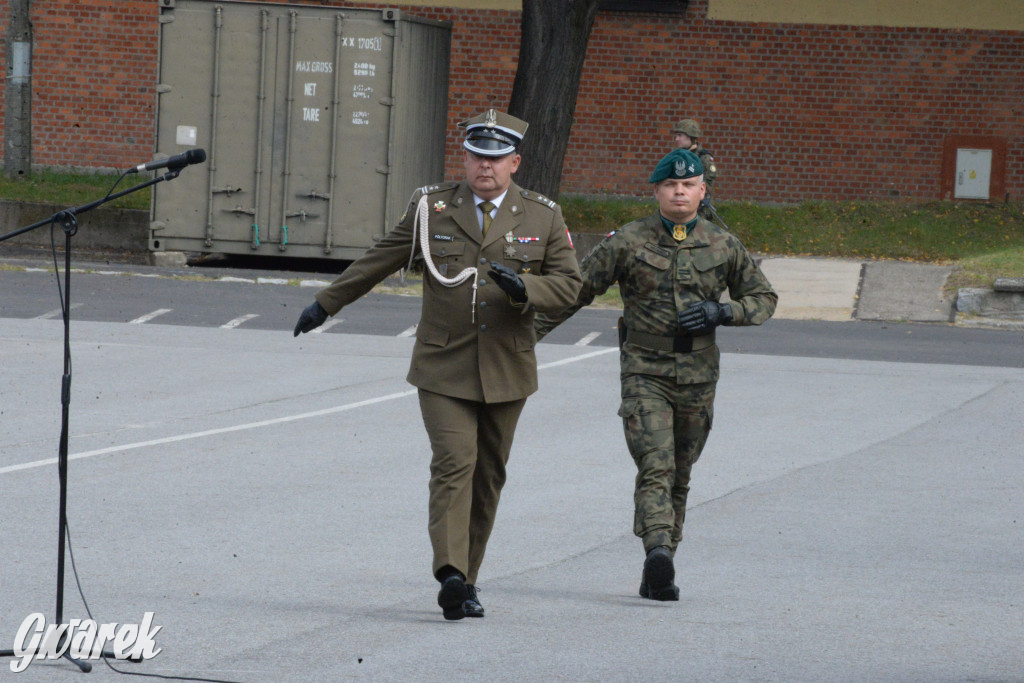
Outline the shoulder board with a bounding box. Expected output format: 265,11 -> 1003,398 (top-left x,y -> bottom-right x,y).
519,189 -> 557,209
700,149 -> 714,159
419,180 -> 460,193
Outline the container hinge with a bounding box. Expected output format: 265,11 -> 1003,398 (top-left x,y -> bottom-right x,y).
159,0 -> 176,10
382,9 -> 401,22
212,185 -> 244,195
382,28 -> 396,38
285,210 -> 320,221
380,97 -> 394,107
158,14 -> 175,25
149,221 -> 167,232
224,206 -> 256,217
156,84 -> 172,94
376,165 -> 390,176
301,190 -> 331,201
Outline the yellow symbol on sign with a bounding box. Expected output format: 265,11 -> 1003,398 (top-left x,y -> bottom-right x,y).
969,170 -> 977,179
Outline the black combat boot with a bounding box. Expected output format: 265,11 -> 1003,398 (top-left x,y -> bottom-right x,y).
641,546 -> 680,601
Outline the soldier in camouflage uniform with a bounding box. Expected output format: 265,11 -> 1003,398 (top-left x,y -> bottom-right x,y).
535,148 -> 776,601
672,118 -> 718,219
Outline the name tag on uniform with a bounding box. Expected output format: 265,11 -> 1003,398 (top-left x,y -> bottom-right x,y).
645,242 -> 672,258
432,234 -> 454,242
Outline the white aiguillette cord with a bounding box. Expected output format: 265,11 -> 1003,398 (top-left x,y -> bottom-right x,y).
407,193 -> 480,321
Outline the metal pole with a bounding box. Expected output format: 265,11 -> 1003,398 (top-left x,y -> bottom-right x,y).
5,0 -> 33,178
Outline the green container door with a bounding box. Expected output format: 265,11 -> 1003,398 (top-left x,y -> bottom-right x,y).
150,1 -> 450,261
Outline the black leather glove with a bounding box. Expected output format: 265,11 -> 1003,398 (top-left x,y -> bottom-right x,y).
487,261 -> 527,303
678,300 -> 732,334
293,300 -> 328,336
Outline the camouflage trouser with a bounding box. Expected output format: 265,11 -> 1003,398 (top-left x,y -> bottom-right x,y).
618,373 -> 715,554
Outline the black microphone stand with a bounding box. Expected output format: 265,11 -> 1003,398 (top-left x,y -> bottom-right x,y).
0,169 -> 180,673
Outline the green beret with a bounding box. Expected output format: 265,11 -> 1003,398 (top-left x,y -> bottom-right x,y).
649,148 -> 704,183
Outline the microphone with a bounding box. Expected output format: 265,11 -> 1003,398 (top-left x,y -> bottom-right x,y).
128,148 -> 207,173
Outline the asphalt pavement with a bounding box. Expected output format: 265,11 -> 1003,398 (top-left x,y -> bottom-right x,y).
0,245 -> 1007,327
1,248 -> 1023,681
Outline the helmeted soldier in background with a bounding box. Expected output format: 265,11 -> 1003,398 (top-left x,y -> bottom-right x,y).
672,118 -> 718,219
294,109 -> 582,620
535,148 -> 776,601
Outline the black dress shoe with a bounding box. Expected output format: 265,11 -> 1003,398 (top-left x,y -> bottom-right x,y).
642,546 -> 680,601
464,584 -> 485,618
437,575 -> 471,620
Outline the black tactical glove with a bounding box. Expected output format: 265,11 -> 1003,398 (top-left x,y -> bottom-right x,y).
678,300 -> 732,334
293,300 -> 328,336
487,261 -> 527,303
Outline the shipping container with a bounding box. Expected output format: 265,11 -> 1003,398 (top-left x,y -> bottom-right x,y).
149,0 -> 451,260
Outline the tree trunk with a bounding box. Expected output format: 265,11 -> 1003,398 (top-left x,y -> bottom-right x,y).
508,0 -> 599,200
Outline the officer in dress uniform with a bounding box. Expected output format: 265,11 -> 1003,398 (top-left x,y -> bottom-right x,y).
672,118 -> 718,219
294,109 -> 582,620
535,148 -> 776,602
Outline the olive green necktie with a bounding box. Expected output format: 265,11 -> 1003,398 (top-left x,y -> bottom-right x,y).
479,201 -> 495,236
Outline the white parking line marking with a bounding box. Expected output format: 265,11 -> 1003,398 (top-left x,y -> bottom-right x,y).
220,314 -> 259,329
397,325 -> 418,337
34,303 -> 83,319
129,308 -> 172,325
310,318 -> 344,334
574,331 -> 601,346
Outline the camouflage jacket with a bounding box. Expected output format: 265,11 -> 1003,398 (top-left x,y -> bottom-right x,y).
535,213 -> 777,384
695,146 -> 718,189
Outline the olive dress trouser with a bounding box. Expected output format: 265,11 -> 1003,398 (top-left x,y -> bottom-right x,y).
418,389 -> 527,585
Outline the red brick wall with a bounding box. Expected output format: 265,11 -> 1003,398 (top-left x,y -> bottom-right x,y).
2,0 -> 1021,202
1,1 -> 158,170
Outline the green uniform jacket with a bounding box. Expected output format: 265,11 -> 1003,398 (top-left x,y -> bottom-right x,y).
535,213 -> 777,384
315,181 -> 582,403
